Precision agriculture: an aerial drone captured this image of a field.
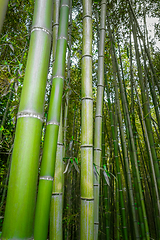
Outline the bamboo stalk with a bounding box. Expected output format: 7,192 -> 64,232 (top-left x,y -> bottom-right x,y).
2,0 -> 53,239
50,108 -> 63,240
81,0 -> 94,239
34,1 -> 69,239
93,1 -> 106,239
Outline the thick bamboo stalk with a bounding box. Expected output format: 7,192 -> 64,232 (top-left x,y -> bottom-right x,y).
2,0 -> 53,239
34,1 -> 69,239
81,0 -> 94,239
0,0 -> 9,33
93,1 -> 106,239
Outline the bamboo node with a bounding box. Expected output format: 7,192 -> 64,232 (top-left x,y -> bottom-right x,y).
81,144 -> 93,148
81,197 -> 94,201
58,36 -> 67,41
82,14 -> 92,20
39,176 -> 54,181
94,222 -> 99,225
57,142 -> 63,146
82,54 -> 92,59
98,55 -> 105,58
95,115 -> 102,118
99,27 -> 106,31
61,3 -> 69,8
52,23 -> 59,27
47,121 -> 60,126
31,26 -> 52,37
97,84 -> 104,87
17,111 -> 43,122
81,97 -> 93,101
100,1 -> 107,6
52,192 -> 63,196
94,148 -> 102,151
53,75 -> 64,80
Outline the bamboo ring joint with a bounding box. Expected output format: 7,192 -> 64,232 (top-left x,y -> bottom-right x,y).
47,121 -> 60,126
31,26 -> 52,37
39,176 -> 54,181
17,112 -> 43,122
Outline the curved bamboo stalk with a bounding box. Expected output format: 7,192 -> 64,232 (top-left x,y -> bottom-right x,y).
34,1 -> 69,239
93,1 -> 106,239
81,0 -> 94,239
2,0 -> 53,239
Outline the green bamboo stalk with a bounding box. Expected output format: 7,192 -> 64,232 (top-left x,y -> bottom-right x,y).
50,108 -> 63,240
0,0 -> 9,33
52,0 -> 60,69
102,108 -> 110,239
81,0 -> 94,239
49,1 -> 61,239
93,1 -> 106,239
34,1 -> 69,239
64,0 -> 72,153
1,1 -> 53,239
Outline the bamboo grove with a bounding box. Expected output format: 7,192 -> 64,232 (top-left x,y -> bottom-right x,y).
0,0 -> 160,239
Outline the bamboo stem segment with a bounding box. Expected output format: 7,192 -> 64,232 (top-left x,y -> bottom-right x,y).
81,0 -> 94,239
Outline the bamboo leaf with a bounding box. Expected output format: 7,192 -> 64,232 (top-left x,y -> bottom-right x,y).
73,160 -> 80,173
69,139 -> 73,151
9,44 -> 14,52
103,170 -> 110,186
63,159 -> 70,174
75,157 -> 78,164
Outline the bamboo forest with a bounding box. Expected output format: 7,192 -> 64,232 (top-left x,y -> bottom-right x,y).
0,0 -> 160,239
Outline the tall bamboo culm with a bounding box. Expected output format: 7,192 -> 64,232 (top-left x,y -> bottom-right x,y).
81,0 -> 94,239
49,0 -> 62,239
2,0 -> 53,239
34,1 -> 69,239
93,1 -> 106,239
